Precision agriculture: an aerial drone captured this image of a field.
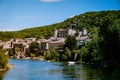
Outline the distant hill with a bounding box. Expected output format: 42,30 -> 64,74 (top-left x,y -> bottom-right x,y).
0,10 -> 120,41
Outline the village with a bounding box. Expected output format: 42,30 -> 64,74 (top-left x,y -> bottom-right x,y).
0,26 -> 90,59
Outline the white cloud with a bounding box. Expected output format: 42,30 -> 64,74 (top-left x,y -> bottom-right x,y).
39,0 -> 63,2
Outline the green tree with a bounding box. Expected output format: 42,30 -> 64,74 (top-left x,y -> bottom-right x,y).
64,35 -> 77,51
29,42 -> 40,56
62,47 -> 71,61
51,49 -> 59,61
80,45 -> 88,63
44,50 -> 51,60
99,19 -> 120,72
79,36 -> 101,64
0,49 -> 8,69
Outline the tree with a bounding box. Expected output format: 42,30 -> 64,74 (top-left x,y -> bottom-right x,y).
79,36 -> 101,64
0,49 -> 8,69
72,49 -> 81,61
62,47 -> 71,61
44,50 -> 51,60
64,35 -> 77,51
51,49 -> 59,61
99,19 -> 120,72
29,42 -> 40,56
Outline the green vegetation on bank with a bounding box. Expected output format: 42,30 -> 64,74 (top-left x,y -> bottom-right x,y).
0,48 -> 9,69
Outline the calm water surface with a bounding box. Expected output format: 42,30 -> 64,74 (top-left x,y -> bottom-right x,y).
1,59 -> 104,80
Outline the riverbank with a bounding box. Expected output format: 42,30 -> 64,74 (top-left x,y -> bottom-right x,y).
0,64 -> 14,72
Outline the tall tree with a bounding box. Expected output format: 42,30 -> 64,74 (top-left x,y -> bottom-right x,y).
64,35 -> 77,51
62,47 -> 71,61
29,42 -> 40,53
99,19 -> 120,74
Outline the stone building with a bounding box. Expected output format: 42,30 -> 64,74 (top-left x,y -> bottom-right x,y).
54,27 -> 76,39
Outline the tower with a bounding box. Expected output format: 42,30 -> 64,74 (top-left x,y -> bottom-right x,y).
54,29 -> 58,40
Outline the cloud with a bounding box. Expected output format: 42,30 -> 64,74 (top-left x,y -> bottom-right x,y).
39,0 -> 63,2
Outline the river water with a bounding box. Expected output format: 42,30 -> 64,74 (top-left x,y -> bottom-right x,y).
0,59 -> 104,80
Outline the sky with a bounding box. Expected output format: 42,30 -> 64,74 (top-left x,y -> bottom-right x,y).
0,0 -> 120,31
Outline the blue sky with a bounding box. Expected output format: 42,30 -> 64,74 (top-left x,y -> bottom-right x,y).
0,0 -> 120,31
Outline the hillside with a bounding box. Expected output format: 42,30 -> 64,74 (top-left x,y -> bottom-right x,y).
0,10 -> 120,41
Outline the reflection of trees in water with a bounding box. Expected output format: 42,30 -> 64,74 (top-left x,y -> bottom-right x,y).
0,71 -> 8,80
62,64 -> 78,79
62,64 -> 103,80
81,65 -> 104,80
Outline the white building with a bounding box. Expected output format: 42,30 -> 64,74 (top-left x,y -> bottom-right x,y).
54,28 -> 76,39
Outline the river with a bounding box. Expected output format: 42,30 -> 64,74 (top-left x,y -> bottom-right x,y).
0,59 -> 104,80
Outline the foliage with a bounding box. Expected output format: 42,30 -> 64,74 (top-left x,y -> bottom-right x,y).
29,42 -> 40,53
0,49 -> 8,69
50,49 -> 59,61
72,49 -> 81,61
99,19 -> 120,73
44,50 -> 59,61
44,50 -> 51,60
28,41 -> 42,58
62,35 -> 77,61
80,37 -> 102,64
64,35 -> 77,51
61,47 -> 71,61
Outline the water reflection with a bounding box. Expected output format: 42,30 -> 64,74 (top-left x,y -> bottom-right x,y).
62,64 -> 81,80
61,64 -> 103,80
1,59 -> 104,80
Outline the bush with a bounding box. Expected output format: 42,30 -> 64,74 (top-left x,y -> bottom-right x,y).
0,49 -> 8,69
